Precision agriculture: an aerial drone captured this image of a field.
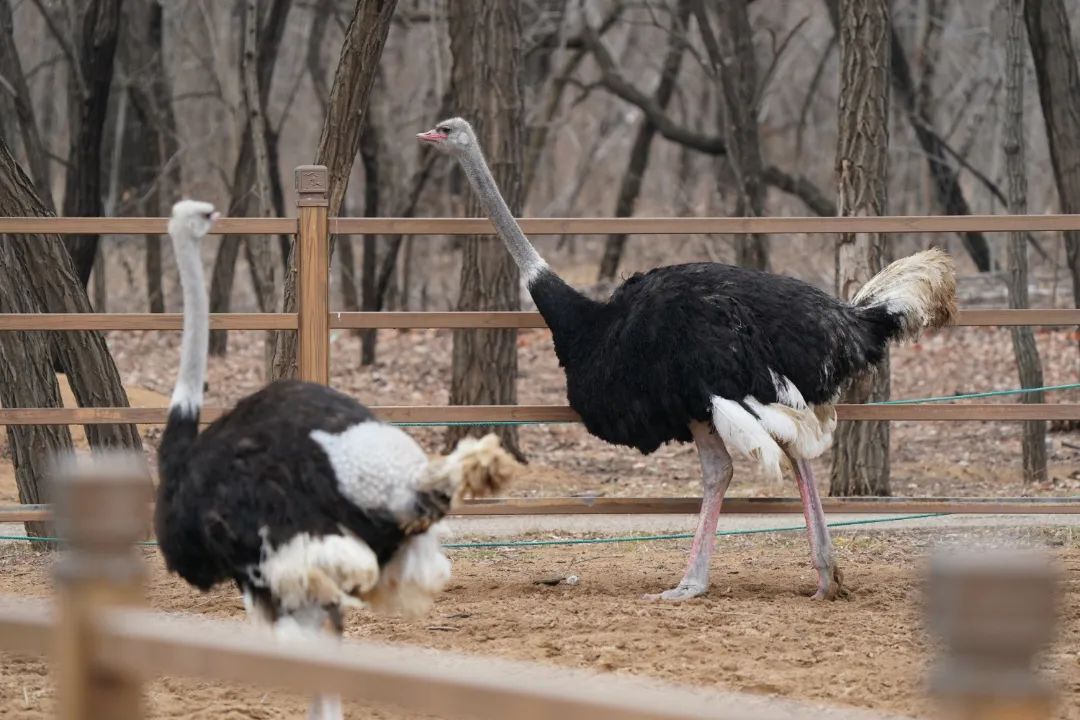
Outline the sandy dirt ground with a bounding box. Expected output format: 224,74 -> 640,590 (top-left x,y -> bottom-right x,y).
1,526 -> 1078,719
0,253 -> 1077,717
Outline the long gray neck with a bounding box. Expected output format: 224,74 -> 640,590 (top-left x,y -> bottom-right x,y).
169,231 -> 208,417
458,147 -> 548,284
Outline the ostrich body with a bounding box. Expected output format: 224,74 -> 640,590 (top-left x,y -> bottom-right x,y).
419,119 -> 956,601
156,201 -> 515,719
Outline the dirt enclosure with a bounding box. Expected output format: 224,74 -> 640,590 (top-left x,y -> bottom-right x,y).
1,526 -> 1078,719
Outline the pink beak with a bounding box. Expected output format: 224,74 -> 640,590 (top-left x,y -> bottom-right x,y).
209,211 -> 222,222
417,130 -> 445,144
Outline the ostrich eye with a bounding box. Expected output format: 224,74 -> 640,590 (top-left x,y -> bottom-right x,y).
437,126 -> 450,134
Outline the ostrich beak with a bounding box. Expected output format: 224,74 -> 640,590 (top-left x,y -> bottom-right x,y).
416,130 -> 444,144
210,211 -> 221,222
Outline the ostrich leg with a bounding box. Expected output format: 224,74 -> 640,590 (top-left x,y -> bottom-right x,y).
646,422 -> 732,601
790,456 -> 848,600
274,606 -> 345,720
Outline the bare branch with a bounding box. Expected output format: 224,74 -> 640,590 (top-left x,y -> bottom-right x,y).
26,0 -> 85,96
762,165 -> 836,216
579,16 -> 726,154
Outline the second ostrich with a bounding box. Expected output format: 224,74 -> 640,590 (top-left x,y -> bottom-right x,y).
157,200 -> 517,720
419,118 -> 956,601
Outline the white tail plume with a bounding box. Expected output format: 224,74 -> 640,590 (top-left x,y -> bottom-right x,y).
852,248 -> 957,340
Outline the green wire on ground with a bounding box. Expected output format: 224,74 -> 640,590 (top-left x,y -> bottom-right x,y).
0,513 -> 945,549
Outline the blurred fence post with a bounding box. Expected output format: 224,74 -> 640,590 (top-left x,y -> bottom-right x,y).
927,548 -> 1059,720
295,164 -> 330,385
53,453 -> 150,720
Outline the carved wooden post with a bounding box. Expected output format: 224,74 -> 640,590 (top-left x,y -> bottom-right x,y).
295,165 -> 330,385
928,549 -> 1058,720
53,453 -> 150,720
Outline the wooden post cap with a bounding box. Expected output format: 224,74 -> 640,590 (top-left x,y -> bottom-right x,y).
295,165 -> 328,206
50,452 -> 152,550
927,548 -> 1059,709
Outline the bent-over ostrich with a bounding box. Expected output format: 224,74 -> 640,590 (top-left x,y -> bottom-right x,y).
157,200 -> 516,720
418,118 -> 956,601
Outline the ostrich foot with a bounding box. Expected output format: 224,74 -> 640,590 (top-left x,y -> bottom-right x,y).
811,564 -> 849,601
644,582 -> 707,602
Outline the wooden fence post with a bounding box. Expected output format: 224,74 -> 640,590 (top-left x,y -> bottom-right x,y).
295,165 -> 330,385
927,549 -> 1059,720
52,453 -> 150,720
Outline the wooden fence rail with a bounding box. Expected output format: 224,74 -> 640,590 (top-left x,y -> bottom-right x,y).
1,164 -> 1079,521
1,308 -> 1077,332
6,211 -> 1080,235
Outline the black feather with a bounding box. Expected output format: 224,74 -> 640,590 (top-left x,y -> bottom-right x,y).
529,263 -> 900,455
155,379 -> 433,596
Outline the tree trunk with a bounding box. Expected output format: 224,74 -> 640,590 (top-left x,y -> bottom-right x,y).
0,136 -> 141,456
359,118 -> 380,364
271,0 -> 398,380
1004,0 -> 1048,483
827,0 -> 994,272
1025,0 -> 1080,431
830,0 -> 891,497
62,0 -> 124,287
241,0 -> 282,375
598,1 -> 689,281
0,140 -> 73,539
0,0 -> 53,210
443,0 -> 525,460
209,0 -> 292,356
694,0 -> 769,270
125,0 -> 179,314
0,279 -> 71,541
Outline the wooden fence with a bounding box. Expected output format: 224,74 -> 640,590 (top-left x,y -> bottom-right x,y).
1,164 -> 1079,521
0,456 -> 1059,719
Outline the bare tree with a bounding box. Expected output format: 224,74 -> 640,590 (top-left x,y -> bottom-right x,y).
0,138 -> 73,540
579,13 -> 836,219
597,1 -> 689,281
0,0 -> 53,210
208,0 -> 292,356
54,0 -> 123,288
830,0 -> 891,497
1004,0 -> 1047,483
0,134 -> 141,465
1025,0 -> 1080,432
124,0 -> 180,314
241,0 -> 281,314
270,0 -> 398,379
443,0 -> 525,460
695,0 -> 768,270
358,115 -> 381,364
823,0 -> 993,272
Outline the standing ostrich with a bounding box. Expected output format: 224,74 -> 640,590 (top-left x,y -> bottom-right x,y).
157,200 -> 516,720
418,118 -> 956,601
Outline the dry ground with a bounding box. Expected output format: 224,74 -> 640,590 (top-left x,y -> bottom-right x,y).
1,527 -> 1078,719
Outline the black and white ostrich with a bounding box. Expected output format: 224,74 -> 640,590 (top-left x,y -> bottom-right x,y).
418,118 -> 956,602
156,200 -> 516,719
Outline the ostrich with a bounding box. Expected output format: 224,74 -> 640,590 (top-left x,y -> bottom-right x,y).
157,200 -> 516,719
418,118 -> 956,602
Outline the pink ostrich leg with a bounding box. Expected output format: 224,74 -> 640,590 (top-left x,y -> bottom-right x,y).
646,422 -> 732,601
791,456 -> 847,600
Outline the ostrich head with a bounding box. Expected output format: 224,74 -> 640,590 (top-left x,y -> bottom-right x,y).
416,117 -> 477,156
169,200 -> 220,240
